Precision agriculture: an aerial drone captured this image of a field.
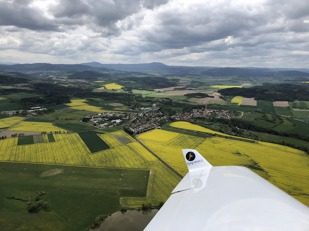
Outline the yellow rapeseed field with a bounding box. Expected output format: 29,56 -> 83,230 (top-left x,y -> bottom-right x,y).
231,96 -> 243,105
137,129 -> 180,144
0,117 -> 24,128
66,99 -> 110,112
103,83 -> 124,90
211,85 -> 242,89
170,121 -> 232,137
10,121 -> 67,133
137,128 -> 309,205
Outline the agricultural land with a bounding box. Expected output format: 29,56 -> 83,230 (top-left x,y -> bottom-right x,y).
0,63 -> 308,230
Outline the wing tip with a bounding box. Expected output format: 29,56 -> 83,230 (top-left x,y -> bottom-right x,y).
182,149 -> 212,171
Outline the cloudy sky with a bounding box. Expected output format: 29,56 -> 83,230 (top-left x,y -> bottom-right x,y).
0,0 -> 308,67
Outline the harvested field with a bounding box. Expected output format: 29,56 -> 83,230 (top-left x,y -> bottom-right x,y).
189,97 -> 212,104
111,134 -> 132,145
242,97 -> 257,106
108,102 -> 125,107
154,86 -> 186,92
33,134 -> 45,143
273,101 -> 289,107
206,98 -> 226,105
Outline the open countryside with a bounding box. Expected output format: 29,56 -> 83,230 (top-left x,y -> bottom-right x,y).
0,62 -> 309,230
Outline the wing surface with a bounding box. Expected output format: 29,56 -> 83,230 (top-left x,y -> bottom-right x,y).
145,149 -> 309,231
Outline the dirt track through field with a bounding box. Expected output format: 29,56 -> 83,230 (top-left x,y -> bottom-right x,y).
40,168 -> 64,177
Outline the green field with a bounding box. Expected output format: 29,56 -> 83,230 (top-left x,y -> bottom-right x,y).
0,99 -> 21,111
17,136 -> 34,145
292,101 -> 309,109
274,106 -> 292,116
47,134 -> 55,142
257,100 -> 275,113
292,109 -> 309,120
0,162 -> 149,231
54,120 -> 95,133
78,131 -> 110,153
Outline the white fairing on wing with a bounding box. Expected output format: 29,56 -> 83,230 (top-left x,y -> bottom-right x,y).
173,149 -> 212,193
145,149 -> 309,231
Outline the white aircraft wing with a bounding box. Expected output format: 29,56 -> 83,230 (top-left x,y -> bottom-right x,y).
145,149 -> 309,231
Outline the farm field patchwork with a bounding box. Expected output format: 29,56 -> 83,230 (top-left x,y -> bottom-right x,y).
137,128 -> 309,206
0,130 -> 180,208
0,162 -> 149,231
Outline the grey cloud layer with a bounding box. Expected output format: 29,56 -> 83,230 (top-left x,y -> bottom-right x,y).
0,0 -> 57,30
0,0 -> 308,67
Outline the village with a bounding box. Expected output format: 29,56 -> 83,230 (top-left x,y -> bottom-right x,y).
82,107 -> 235,134
0,106 -> 48,117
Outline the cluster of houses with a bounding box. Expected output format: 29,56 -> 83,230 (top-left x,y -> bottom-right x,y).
1,107 -> 47,117
82,107 -> 234,135
171,108 -> 234,121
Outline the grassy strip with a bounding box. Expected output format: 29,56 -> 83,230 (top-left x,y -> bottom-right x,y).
78,131 -> 110,153
17,136 -> 34,145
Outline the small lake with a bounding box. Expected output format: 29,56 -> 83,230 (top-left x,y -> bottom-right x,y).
90,209 -> 158,231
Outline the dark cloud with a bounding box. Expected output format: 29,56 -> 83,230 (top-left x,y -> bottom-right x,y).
0,0 -> 58,31
141,0 -> 169,9
139,2 -> 268,51
52,0 -> 91,18
52,0 -> 141,31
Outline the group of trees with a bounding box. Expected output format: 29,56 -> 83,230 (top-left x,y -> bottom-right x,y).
219,83 -> 309,101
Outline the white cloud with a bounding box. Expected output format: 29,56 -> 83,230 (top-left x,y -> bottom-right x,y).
0,0 -> 308,67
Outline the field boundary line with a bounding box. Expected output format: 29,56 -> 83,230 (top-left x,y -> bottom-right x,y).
133,137 -> 182,178
0,160 -> 149,171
